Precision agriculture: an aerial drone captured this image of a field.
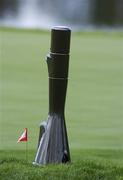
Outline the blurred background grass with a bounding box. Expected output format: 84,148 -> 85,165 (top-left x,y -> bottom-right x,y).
0,28 -> 123,153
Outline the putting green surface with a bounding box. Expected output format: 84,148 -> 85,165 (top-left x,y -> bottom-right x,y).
0,28 -> 123,154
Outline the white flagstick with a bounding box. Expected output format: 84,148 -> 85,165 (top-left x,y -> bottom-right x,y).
17,128 -> 28,162
26,140 -> 28,163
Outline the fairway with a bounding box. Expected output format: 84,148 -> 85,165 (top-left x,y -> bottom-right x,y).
0,28 -> 123,179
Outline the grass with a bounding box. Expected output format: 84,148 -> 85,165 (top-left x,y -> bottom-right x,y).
0,150 -> 123,180
0,27 -> 123,179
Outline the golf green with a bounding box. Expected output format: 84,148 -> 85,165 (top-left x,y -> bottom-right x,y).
0,28 -> 123,153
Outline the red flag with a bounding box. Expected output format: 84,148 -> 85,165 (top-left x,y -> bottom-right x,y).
17,128 -> 28,142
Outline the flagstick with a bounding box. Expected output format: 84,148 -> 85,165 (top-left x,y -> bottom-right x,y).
17,128 -> 28,162
26,140 -> 28,163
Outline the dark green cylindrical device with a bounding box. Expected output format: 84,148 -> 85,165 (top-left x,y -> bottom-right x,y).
34,26 -> 71,165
